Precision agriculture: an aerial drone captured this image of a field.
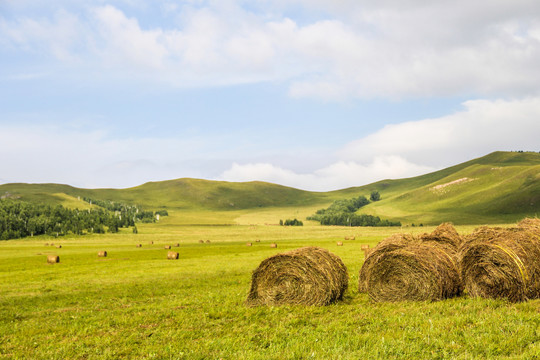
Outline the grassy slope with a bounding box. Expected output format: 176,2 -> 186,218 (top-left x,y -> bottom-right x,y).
1,151 -> 539,224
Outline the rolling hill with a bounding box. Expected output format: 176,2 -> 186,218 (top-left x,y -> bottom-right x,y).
0,151 -> 538,224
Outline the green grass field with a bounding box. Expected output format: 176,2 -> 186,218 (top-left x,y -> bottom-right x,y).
2,214 -> 539,359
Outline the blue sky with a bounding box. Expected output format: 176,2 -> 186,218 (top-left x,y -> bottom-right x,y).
1,0 -> 539,190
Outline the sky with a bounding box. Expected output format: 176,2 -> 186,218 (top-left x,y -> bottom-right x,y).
1,0 -> 540,191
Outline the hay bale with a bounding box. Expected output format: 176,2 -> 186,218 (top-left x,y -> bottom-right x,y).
246,242 -> 252,246
459,225 -> 540,302
45,243 -> 49,246
149,241 -> 154,244
164,245 -> 171,249
167,251 -> 179,260
359,223 -> 463,301
246,246 -> 349,306
98,251 -> 107,257
337,241 -> 343,246
198,240 -> 204,243
270,243 -> 277,248
361,244 -> 370,250
174,243 -> 180,247
47,255 -> 59,264
256,239 -> 261,242
56,245 -> 62,249
136,244 -> 142,248
205,240 -> 211,243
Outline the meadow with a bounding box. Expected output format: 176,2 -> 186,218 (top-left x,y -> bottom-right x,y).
1,211 -> 539,360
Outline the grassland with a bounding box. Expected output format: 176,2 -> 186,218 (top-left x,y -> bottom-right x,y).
1,213 -> 539,359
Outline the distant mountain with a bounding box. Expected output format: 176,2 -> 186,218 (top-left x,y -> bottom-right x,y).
1,151 -> 538,224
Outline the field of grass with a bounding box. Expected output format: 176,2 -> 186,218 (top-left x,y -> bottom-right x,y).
1,212 -> 539,359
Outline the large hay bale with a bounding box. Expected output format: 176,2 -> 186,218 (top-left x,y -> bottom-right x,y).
47,255 -> 59,264
246,246 -> 348,306
459,225 -> 540,302
98,251 -> 107,257
359,223 -> 463,302
167,251 -> 179,260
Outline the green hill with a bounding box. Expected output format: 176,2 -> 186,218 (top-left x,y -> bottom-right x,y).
1,151 -> 538,224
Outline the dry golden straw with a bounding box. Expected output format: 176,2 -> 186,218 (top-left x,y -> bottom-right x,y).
337,241 -> 343,246
167,251 -> 179,260
246,246 -> 349,306
136,244 -> 142,248
459,219 -> 540,302
270,243 -> 277,248
98,251 -> 107,257
246,242 -> 252,246
164,245 -> 171,249
359,223 -> 463,302
47,255 -> 59,264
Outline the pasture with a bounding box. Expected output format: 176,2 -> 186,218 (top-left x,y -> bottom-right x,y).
1,215 -> 539,359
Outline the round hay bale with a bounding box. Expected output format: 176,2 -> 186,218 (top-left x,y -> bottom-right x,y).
246,242 -> 253,246
198,240 -> 204,243
337,241 -> 343,246
167,251 -> 179,260
205,240 -> 211,243
459,225 -> 540,302
174,243 -> 180,247
359,223 -> 463,302
98,251 -> 107,257
136,244 -> 142,248
246,246 -> 349,306
344,236 -> 350,240
45,243 -> 49,246
164,245 -> 171,249
47,255 -> 59,264
56,245 -> 62,249
361,244 -> 370,250
256,239 -> 261,242
270,243 -> 277,248
149,241 -> 154,244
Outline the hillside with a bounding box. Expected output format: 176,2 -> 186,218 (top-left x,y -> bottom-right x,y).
0,151 -> 538,224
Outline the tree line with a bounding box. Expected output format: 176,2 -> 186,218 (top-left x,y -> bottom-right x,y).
0,198 -> 169,240
307,192 -> 401,227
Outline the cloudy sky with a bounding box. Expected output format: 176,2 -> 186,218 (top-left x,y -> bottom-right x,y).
1,0 -> 539,191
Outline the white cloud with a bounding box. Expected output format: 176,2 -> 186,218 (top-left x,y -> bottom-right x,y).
341,97 -> 540,166
219,157 -> 434,191
3,2 -> 540,98
220,96 -> 540,190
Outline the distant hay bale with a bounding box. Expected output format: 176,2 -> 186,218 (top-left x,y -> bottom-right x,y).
246,246 -> 349,306
256,239 -> 261,242
205,240 -> 211,243
198,240 -> 204,243
45,243 -> 49,246
361,244 -> 370,250
459,224 -> 540,302
246,242 -> 253,246
344,236 -> 350,240
167,251 -> 179,260
98,251 -> 107,257
47,255 -> 59,264
349,236 -> 355,240
359,223 -> 463,301
56,245 -> 62,249
270,243 -> 277,248
174,243 -> 180,247
164,245 -> 171,249
337,241 -> 343,246
136,244 -> 142,248
149,241 -> 154,244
